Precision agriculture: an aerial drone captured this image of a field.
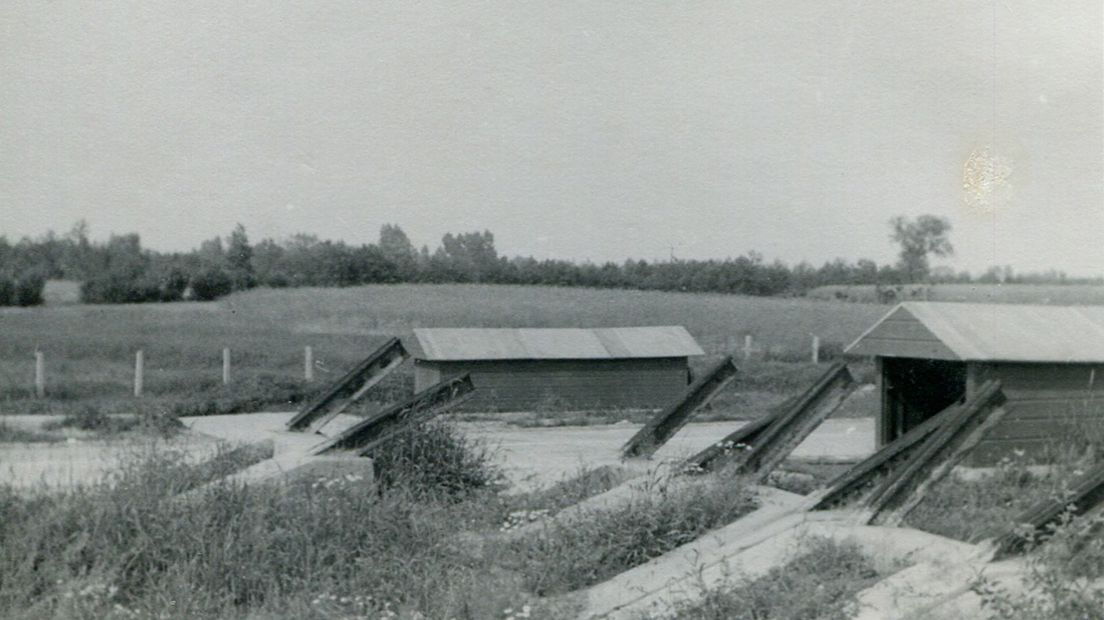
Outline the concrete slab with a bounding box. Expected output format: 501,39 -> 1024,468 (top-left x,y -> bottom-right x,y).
575,502 -> 983,620
467,418 -> 874,493
182,412 -> 374,488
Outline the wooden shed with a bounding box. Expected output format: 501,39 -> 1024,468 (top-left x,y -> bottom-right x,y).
848,302 -> 1104,464
412,326 -> 704,412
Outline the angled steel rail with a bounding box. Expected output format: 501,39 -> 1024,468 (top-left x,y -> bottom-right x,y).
733,362 -> 856,480
681,409 -> 780,473
286,337 -> 410,432
863,380 -> 1008,526
991,461 -> 1104,559
621,356 -> 739,459
310,374 -> 475,456
809,400 -> 957,511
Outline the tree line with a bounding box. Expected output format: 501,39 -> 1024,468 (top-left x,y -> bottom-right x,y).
0,217 -> 1098,306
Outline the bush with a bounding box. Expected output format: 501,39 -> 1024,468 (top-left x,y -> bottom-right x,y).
370,419 -> 504,498
190,267 -> 233,301
0,271 -> 47,306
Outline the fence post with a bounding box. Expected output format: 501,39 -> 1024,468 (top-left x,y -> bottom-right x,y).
222,348 -> 231,385
811,335 -> 820,364
34,351 -> 45,398
134,350 -> 144,397
743,335 -> 754,361
304,346 -> 314,382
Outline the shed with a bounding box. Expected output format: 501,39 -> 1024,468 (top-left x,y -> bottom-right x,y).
847,302 -> 1104,464
412,326 -> 705,412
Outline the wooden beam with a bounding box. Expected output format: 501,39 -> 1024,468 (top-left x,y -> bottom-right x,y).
735,362 -> 856,480
863,380 -> 1007,526
621,357 -> 739,459
991,462 -> 1104,559
286,338 -> 410,432
809,399 -> 957,511
310,374 -> 475,456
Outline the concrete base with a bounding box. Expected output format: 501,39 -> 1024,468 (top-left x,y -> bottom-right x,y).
573,494 -> 986,619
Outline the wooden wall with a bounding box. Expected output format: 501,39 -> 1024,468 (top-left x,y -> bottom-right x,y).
413,357 -> 691,412
969,362 -> 1104,464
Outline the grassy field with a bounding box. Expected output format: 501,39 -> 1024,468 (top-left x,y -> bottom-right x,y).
0,284 -> 886,417
808,283 -> 1104,305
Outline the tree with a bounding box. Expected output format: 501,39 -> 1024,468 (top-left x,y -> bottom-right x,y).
378,224 -> 417,280
889,215 -> 954,282
225,224 -> 256,291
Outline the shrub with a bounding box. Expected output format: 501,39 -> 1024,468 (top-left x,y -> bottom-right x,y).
190,267 -> 233,301
8,272 -> 45,306
370,419 -> 504,498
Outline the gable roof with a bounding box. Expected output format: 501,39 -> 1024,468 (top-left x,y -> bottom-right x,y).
846,302 -> 1104,363
413,326 -> 705,361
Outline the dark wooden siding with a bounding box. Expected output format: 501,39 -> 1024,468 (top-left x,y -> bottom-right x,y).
968,362 -> 1104,464
849,307 -> 959,360
413,357 -> 691,412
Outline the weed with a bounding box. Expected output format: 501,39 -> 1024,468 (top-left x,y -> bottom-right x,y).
672,537 -> 882,620
505,478 -> 756,595
43,405 -> 138,434
976,509 -> 1104,619
370,419 -> 505,499
0,421 -> 62,443
0,433 -> 523,619
904,449 -> 1096,543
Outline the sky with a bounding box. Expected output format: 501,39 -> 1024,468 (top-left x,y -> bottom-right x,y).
1,2 -> 1101,275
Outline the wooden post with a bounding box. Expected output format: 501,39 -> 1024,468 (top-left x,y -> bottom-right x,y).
743,335 -> 753,361
134,350 -> 144,397
811,335 -> 820,364
222,348 -> 231,385
34,351 -> 45,398
304,346 -> 314,382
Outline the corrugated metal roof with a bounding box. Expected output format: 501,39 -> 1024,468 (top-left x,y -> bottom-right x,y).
846,302 -> 1104,363
413,326 -> 705,361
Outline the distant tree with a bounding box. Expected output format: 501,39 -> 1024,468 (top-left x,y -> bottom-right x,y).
80,234 -> 159,303
889,215 -> 954,282
190,266 -> 233,301
435,230 -> 500,282
378,224 -> 417,280
225,224 -> 256,291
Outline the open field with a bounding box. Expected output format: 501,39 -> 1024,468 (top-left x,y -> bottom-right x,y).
0,284 -> 885,417
808,283 -> 1104,305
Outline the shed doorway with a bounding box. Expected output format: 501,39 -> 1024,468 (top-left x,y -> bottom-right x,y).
879,357 -> 967,445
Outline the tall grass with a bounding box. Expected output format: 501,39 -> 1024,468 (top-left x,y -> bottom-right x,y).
505,478 -> 757,595
0,424 -> 520,620
673,537 -> 883,620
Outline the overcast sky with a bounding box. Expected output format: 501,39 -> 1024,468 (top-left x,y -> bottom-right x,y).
2,2 -> 1101,275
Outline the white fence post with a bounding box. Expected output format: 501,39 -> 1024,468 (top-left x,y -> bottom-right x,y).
304,346 -> 314,382
743,335 -> 754,361
811,335 -> 820,364
34,351 -> 45,398
222,348 -> 231,385
134,350 -> 144,397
